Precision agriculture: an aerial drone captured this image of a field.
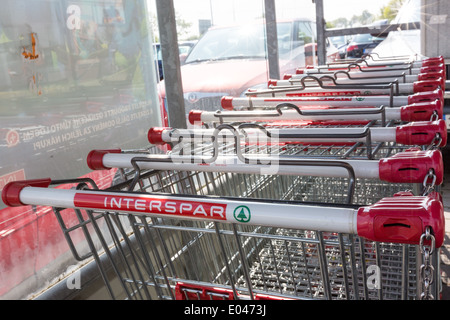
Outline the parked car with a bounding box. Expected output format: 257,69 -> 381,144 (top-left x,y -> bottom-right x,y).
154,41 -> 198,80
345,20 -> 388,59
153,43 -> 164,80
158,18 -> 339,125
330,35 -> 350,59
178,40 -> 197,57
345,33 -> 385,58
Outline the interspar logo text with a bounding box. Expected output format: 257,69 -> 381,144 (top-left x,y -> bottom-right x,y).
73,193 -> 227,220
286,91 -> 362,97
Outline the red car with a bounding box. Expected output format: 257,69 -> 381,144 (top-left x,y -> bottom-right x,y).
158,18 -> 339,126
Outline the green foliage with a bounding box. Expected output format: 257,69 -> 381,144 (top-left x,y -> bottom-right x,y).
327,0 -> 406,28
149,11 -> 194,42
380,0 -> 406,21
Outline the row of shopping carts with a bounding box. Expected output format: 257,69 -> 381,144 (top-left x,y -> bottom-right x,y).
2,53 -> 448,300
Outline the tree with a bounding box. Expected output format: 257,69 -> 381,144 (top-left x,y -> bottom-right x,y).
149,12 -> 194,42
330,17 -> 350,28
380,0 -> 406,21
175,13 -> 193,40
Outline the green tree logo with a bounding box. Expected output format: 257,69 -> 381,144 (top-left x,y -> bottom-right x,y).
233,205 -> 251,223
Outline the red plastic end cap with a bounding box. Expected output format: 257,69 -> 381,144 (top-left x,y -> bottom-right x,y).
413,79 -> 443,93
396,120 -> 447,147
87,149 -> 121,170
420,64 -> 445,74
268,79 -> 278,87
188,110 -> 203,125
221,96 -> 234,110
407,89 -> 443,104
418,72 -> 445,90
2,178 -> 52,207
356,194 -> 444,247
422,56 -> 444,67
428,55 -> 444,61
296,68 -> 305,74
378,149 -> 443,185
400,100 -> 443,122
283,74 -> 292,80
148,127 -> 169,145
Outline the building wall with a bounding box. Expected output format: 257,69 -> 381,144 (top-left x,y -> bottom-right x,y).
422,0 -> 450,58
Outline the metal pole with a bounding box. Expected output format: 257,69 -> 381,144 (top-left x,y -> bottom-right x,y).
264,0 -> 280,79
156,0 -> 187,128
313,0 -> 327,65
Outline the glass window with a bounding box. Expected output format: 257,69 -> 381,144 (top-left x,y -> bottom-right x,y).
0,0 -> 161,299
296,21 -> 316,45
277,22 -> 292,55
185,23 -> 267,63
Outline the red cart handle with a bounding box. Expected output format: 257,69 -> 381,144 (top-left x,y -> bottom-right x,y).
421,56 -> 444,66
148,127 -> 170,145
417,72 -> 445,90
408,89 -> 443,105
378,149 -> 443,185
87,149 -> 122,170
2,178 -> 444,247
396,120 -> 447,147
413,79 -> 443,93
148,120 -> 447,148
357,192 -> 444,247
400,100 -> 442,122
1,178 -> 52,207
421,64 -> 446,76
189,110 -> 203,125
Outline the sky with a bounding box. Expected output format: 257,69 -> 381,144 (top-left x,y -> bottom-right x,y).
147,0 -> 392,39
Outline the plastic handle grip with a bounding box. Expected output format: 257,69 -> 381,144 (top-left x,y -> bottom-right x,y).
395,120 -> 447,147
400,100 -> 443,121
221,96 -> 234,110
407,89 -> 443,105
189,110 -> 203,125
2,178 -> 52,207
357,192 -> 444,247
421,57 -> 444,67
148,127 -> 170,145
420,64 -> 446,76
87,149 -> 122,170
413,79 -> 443,93
378,149 -> 443,185
417,72 -> 445,90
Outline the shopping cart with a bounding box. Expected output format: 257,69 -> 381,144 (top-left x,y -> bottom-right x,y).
147,120 -> 447,148
5,114 -> 444,300
242,54 -> 446,98
289,56 -> 446,84
1,165 -> 445,301
240,75 -> 442,99
269,73 -> 445,92
220,89 -> 443,110
2,137 -> 444,300
297,54 -> 445,76
2,54 -> 446,301
188,100 -> 442,126
281,69 -> 445,87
